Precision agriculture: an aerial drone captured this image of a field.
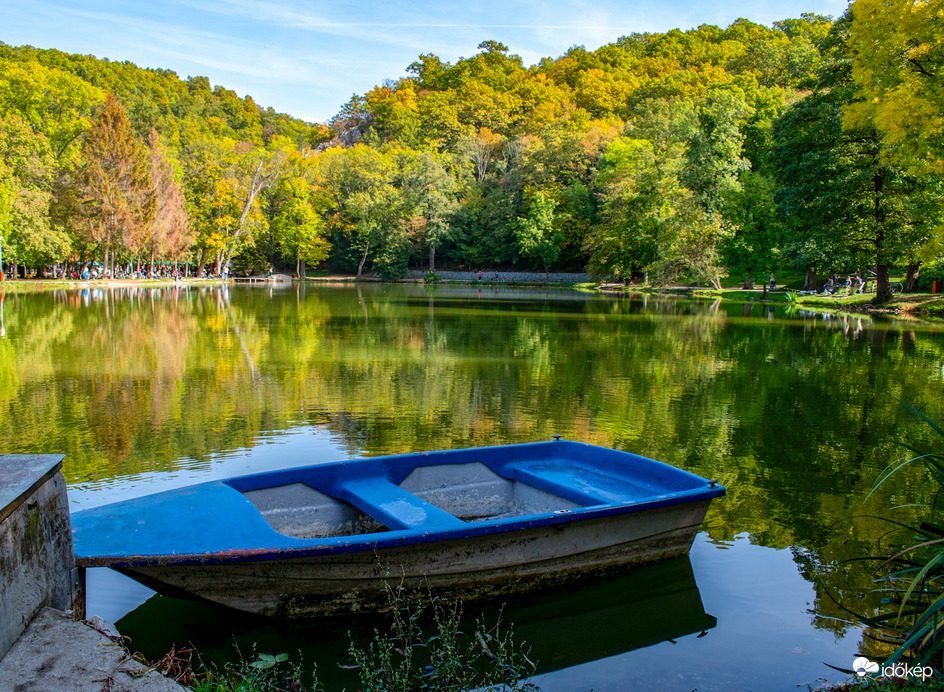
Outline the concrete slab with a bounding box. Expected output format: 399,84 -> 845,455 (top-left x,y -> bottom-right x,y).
0,455 -> 64,522
0,608 -> 184,692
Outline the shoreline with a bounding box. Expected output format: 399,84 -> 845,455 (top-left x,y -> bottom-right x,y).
4,277 -> 944,319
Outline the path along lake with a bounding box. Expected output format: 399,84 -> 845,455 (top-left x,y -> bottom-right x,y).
3,282 -> 944,690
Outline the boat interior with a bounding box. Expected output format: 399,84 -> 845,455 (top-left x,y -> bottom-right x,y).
242,462 -> 587,539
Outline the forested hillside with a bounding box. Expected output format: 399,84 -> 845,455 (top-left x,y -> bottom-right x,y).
0,0 -> 941,297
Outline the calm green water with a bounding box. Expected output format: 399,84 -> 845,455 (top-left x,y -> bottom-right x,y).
4,283 -> 944,690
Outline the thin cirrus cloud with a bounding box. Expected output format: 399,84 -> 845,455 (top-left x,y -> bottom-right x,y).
3,0 -> 851,123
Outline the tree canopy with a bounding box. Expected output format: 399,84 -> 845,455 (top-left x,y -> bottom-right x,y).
0,9 -> 940,288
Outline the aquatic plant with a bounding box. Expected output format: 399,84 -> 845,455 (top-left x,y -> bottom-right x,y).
861,401 -> 944,675
153,582 -> 538,691
345,581 -> 539,692
186,645 -> 317,692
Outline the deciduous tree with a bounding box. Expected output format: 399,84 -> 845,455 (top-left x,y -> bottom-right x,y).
516,190 -> 565,281
147,130 -> 193,271
74,93 -> 154,276
845,0 -> 944,174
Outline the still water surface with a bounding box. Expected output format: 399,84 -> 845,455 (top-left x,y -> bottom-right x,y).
4,283 -> 944,690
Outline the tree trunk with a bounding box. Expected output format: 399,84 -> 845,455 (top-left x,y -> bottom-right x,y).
742,276 -> 754,290
905,263 -> 920,292
804,269 -> 818,291
299,258 -> 306,280
429,244 -> 436,272
872,170 -> 891,302
874,263 -> 892,302
356,241 -> 370,279
196,247 -> 207,278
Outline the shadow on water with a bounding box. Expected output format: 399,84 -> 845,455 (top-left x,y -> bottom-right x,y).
114,556 -> 714,688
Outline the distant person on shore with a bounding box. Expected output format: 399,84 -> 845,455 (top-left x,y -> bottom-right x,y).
769,275 -> 776,291
477,270 -> 482,281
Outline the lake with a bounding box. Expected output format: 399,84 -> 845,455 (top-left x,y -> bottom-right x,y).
3,282 -> 942,690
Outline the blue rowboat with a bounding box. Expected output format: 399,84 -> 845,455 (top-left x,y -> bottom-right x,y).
72,439 -> 724,617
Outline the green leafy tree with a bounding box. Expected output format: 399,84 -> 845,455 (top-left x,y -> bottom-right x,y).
269,159 -> 330,278
399,150 -> 459,271
0,57 -> 104,163
180,134 -> 235,276
671,90 -> 752,288
516,190 -> 566,281
0,112 -> 68,272
771,13 -> 944,299
587,137 -> 665,280
721,170 -> 779,288
586,100 -> 695,282
845,0 -> 944,174
218,138 -> 288,272
311,144 -> 401,278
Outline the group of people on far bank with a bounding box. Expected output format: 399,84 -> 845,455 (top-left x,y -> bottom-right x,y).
821,275 -> 870,295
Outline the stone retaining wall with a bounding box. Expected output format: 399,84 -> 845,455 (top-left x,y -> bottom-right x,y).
407,270 -> 592,283
0,455 -> 75,661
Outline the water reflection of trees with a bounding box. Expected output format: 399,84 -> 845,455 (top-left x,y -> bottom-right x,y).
3,284 -> 944,645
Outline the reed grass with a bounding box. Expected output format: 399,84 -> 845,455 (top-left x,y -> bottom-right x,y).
860,401 -> 944,677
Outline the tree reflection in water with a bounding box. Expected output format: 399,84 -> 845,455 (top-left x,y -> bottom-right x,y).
4,283 -> 943,687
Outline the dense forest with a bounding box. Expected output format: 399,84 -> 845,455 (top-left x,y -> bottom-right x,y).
0,0 -> 941,298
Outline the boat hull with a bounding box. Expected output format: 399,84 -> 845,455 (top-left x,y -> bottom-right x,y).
116,499 -> 711,617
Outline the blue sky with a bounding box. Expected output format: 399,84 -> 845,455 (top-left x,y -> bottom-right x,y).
3,0 -> 850,124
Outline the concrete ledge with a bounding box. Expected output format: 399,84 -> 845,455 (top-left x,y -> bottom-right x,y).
0,455 -> 76,659
0,607 -> 184,692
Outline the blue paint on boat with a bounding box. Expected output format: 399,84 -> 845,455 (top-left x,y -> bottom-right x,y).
72,440 -> 724,569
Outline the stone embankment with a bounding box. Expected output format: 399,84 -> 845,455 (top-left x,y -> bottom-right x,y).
406,270 -> 592,283
0,455 -> 183,691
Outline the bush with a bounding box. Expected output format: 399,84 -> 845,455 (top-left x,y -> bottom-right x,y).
373,243 -> 411,281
